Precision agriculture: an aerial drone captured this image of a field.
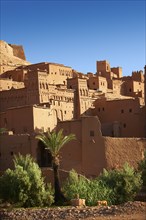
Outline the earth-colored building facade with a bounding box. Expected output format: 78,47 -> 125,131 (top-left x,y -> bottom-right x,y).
0,40 -> 146,177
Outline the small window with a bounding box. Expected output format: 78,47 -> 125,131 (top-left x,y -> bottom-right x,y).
123,123 -> 126,128
129,109 -> 132,113
64,110 -> 66,114
121,109 -> 124,113
102,107 -> 104,111
129,88 -> 132,92
0,152 -> 1,157
90,130 -> 94,137
10,151 -> 14,156
93,82 -> 95,85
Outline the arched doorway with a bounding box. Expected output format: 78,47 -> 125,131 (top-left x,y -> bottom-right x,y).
37,140 -> 52,167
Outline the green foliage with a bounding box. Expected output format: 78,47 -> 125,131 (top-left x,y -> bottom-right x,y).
0,127 -> 7,135
35,129 -> 76,204
63,164 -> 142,206
62,169 -> 89,200
99,163 -> 142,204
0,154 -> 54,207
62,169 -> 113,206
35,129 -> 76,158
138,151 -> 146,189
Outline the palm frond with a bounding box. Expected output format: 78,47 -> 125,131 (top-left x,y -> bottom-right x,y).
35,129 -> 76,158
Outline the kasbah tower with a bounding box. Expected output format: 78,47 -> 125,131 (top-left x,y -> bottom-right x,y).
0,40 -> 146,179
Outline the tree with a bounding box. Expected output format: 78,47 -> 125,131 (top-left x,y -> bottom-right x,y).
0,154 -> 54,207
138,150 -> 146,190
35,129 -> 76,204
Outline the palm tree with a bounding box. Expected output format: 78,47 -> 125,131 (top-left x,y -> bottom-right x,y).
35,129 -> 76,204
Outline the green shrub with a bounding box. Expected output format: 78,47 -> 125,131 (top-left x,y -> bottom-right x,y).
62,169 -> 113,206
138,151 -> 146,190
63,164 -> 142,206
62,169 -> 89,200
85,179 -> 114,206
0,154 -> 54,207
98,163 -> 142,204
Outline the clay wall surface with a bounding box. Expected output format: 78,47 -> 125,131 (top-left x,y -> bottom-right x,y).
33,106 -> 57,133
0,106 -> 34,134
57,120 -> 82,173
112,79 -> 123,94
0,116 -> 146,177
132,71 -> 144,82
122,80 -> 144,98
96,60 -> 111,74
48,63 -> 73,85
0,134 -> 37,171
22,62 -> 73,85
87,76 -> 107,92
0,79 -> 24,91
111,67 -> 122,78
0,41 -> 30,74
104,137 -> 146,169
0,87 -> 40,112
0,40 -> 13,56
57,116 -> 146,176
92,97 -> 145,137
57,116 -> 106,176
0,88 -> 27,112
1,69 -> 28,82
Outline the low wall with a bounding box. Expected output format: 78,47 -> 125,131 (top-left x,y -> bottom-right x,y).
104,137 -> 146,169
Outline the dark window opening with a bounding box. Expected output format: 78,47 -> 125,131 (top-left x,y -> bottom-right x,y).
129,109 -> 132,113
121,109 -> 124,113
123,123 -> 126,128
10,151 -> 14,156
129,88 -> 132,92
37,140 -> 52,167
90,130 -> 94,137
102,107 -> 104,111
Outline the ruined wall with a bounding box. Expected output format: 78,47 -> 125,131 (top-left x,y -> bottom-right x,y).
8,44 -> 26,60
0,41 -> 30,74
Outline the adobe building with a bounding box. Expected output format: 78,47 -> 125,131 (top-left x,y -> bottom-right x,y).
0,40 -> 146,177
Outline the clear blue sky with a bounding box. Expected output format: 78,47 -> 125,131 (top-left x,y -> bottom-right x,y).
1,0 -> 145,76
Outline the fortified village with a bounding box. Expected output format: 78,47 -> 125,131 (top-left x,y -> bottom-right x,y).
0,40 -> 146,179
